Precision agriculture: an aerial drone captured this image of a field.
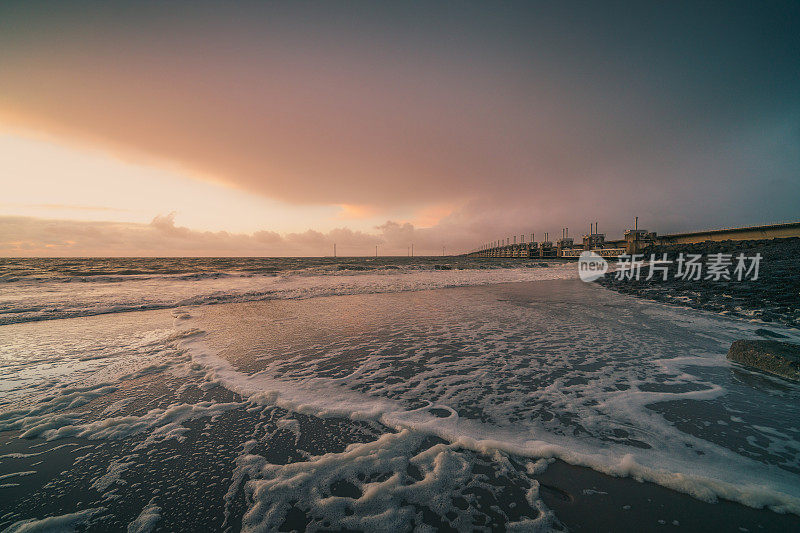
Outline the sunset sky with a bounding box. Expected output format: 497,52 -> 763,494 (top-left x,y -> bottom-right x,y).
1,1 -> 798,256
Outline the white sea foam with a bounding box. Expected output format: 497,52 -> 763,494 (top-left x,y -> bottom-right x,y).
126,499 -> 161,533
230,429 -> 554,531
91,458 -> 136,493
21,400 -> 243,443
0,470 -> 36,480
3,507 -> 106,532
177,282 -> 800,516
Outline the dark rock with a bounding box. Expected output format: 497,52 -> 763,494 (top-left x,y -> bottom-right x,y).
754,328 -> 789,339
727,340 -> 800,382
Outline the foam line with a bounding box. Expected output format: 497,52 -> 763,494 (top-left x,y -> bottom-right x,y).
177,321 -> 800,515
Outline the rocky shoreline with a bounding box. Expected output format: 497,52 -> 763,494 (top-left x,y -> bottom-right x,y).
596,237 -> 800,329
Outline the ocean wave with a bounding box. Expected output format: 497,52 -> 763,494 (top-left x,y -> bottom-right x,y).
0,263 -> 577,325
0,257 -> 555,283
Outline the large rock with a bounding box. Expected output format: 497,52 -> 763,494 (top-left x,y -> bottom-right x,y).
727,340 -> 800,382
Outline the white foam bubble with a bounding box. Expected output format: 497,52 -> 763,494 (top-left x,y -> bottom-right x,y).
127,499 -> 161,533
91,459 -> 135,493
3,507 -> 106,533
235,429 -> 554,531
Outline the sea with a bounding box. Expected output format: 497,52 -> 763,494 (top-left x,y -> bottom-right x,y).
1,257 -> 798,531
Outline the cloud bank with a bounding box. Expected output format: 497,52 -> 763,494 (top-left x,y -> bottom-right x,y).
0,214 -> 455,257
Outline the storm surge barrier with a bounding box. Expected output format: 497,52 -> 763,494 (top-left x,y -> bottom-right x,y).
462,221 -> 800,259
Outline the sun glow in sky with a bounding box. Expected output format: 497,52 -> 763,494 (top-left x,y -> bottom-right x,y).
0,131 -> 440,235
0,132 -> 318,233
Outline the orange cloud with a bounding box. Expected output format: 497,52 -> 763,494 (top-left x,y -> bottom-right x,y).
336,204 -> 380,220
410,204 -> 454,228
